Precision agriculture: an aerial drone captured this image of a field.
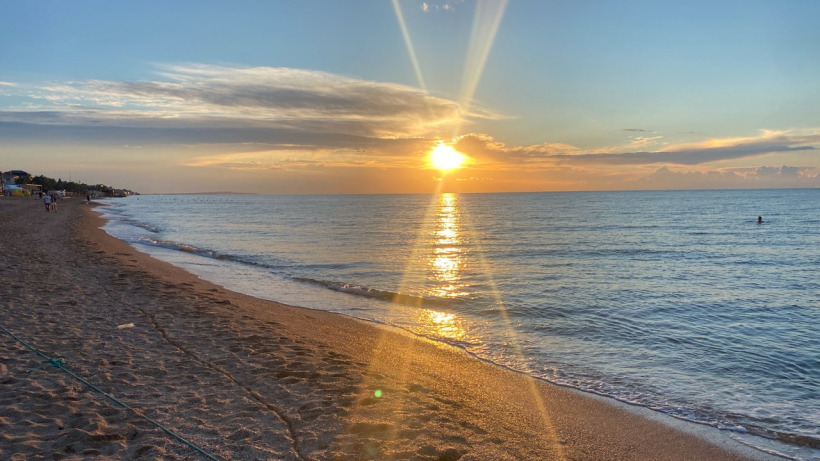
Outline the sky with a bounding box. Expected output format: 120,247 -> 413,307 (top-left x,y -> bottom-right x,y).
1,0 -> 819,194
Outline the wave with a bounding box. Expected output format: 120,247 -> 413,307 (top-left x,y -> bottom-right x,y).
518,363 -> 820,456
135,237 -> 243,261
128,235 -> 458,310
122,218 -> 160,233
98,205 -> 161,233
293,277 -> 453,309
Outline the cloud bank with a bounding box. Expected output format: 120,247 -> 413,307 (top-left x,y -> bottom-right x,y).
454,130 -> 819,168
2,63 -> 819,191
634,165 -> 820,190
2,64 -> 498,140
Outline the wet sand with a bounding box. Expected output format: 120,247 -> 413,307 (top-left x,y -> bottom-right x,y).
0,197 -> 774,460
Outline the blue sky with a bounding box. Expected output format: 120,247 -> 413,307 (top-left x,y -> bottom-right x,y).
1,0 -> 819,193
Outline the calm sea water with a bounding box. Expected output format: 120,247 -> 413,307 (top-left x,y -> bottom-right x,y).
98,190 -> 819,460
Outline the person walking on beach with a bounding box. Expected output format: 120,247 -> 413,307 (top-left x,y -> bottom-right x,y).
43,193 -> 51,212
50,193 -> 58,212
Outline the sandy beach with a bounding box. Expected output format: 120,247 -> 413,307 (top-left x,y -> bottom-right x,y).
0,197 -> 775,461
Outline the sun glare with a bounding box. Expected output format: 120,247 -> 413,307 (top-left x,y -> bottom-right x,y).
429,144 -> 467,171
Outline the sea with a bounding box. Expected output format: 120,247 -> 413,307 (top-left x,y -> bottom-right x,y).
96,189 -> 819,460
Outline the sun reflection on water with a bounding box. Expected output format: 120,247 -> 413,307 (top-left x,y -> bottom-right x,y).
417,308 -> 466,340
427,193 -> 467,299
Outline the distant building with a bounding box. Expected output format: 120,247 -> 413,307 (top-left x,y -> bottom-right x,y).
2,170 -> 29,185
23,184 -> 42,195
1,171 -> 13,190
3,184 -> 24,196
2,171 -> 19,196
2,170 -> 34,196
3,170 -> 29,183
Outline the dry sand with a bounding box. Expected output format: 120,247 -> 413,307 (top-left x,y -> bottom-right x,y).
0,197 -> 775,460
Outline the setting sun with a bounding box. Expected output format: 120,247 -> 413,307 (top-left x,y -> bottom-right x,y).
429,144 -> 467,171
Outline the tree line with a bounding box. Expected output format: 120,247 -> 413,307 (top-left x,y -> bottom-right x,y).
19,173 -> 123,195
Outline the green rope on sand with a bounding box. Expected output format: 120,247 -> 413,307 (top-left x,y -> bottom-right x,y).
26,358 -> 65,373
1,325 -> 222,461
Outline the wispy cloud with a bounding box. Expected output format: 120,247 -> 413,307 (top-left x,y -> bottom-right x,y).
422,1 -> 462,13
455,129 -> 819,168
2,64 -> 499,139
180,137 -> 434,171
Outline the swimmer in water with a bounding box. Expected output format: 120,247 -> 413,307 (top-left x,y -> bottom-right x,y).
758,216 -> 763,223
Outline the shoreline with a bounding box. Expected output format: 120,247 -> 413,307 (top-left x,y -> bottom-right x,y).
1,197 -> 779,460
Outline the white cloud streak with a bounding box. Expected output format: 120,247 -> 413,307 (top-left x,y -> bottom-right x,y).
455,129 -> 820,168
2,64 -> 500,139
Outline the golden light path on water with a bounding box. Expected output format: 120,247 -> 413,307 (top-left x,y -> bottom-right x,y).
417,309 -> 466,341
414,193 -> 468,341
427,193 -> 466,300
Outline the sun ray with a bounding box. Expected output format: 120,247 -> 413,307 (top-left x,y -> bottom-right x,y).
454,0 -> 509,136
391,0 -> 428,91
458,199 -> 568,460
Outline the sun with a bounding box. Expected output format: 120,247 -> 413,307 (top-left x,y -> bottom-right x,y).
429,144 -> 467,171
